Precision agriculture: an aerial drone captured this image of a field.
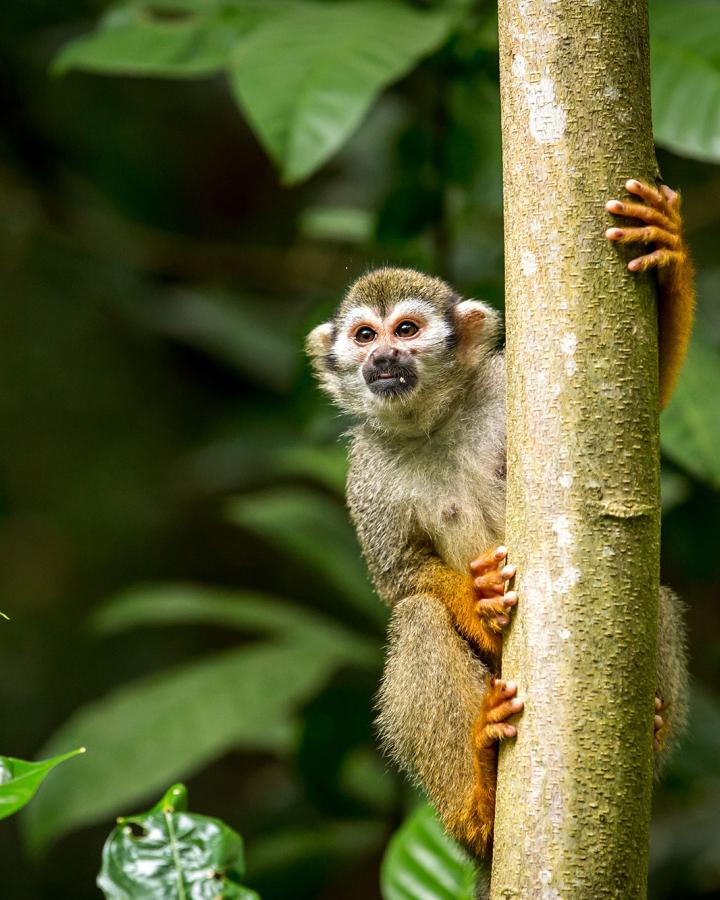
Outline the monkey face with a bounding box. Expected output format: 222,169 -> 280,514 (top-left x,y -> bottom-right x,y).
306,268 -> 500,429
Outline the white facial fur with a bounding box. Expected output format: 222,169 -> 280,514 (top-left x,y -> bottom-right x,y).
307,292 -> 500,435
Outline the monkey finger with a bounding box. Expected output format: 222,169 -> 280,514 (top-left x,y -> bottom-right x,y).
488,678 -> 517,700
605,200 -> 673,230
628,248 -> 678,272
655,696 -> 663,712
474,573 -> 505,594
625,178 -> 666,210
475,722 -> 517,750
476,597 -> 507,618
475,578 -> 505,600
654,714 -> 664,733
606,226 -> 680,250
470,544 -> 507,574
660,183 -> 680,210
485,697 -> 524,724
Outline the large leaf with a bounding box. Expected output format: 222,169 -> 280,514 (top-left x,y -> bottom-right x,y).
650,0 -> 720,161
228,1 -> 456,183
226,487 -> 384,626
98,783 -> 259,900
380,803 -> 479,900
90,583 -> 379,666
53,0 -> 286,79
22,641 -> 342,854
0,749 -> 85,821
661,334 -> 720,488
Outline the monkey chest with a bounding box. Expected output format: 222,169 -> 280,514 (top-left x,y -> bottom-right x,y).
411,469 -> 505,571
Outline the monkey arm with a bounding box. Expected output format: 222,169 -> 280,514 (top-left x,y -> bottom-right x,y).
606,180 -> 695,409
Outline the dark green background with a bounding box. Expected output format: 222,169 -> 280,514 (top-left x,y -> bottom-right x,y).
1,1 -> 719,898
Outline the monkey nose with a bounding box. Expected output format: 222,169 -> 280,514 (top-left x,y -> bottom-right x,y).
370,347 -> 400,366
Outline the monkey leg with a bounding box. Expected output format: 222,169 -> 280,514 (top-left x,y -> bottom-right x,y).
376,594 -> 521,859
605,179 -> 695,407
653,585 -> 689,774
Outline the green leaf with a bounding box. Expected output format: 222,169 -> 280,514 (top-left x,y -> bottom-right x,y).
228,0 -> 457,183
98,783 -> 260,900
53,0 -> 290,80
0,749 -> 85,821
226,487 -> 384,625
90,583 -> 380,666
380,803 -> 479,900
650,0 -> 720,161
54,6 -> 232,79
21,642 -> 343,854
661,334 -> 720,488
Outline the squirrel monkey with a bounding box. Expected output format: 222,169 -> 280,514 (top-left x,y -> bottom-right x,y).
306,180 -> 692,858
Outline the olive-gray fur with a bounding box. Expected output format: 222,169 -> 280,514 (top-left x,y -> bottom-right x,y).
306,266 -> 688,853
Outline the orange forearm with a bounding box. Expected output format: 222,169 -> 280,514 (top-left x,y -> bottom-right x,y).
416,560 -> 501,662
658,248 -> 695,409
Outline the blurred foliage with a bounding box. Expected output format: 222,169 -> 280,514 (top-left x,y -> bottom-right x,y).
98,783 -> 259,899
0,0 -> 719,897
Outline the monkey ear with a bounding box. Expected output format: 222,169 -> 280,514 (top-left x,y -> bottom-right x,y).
452,299 -> 500,354
305,321 -> 334,360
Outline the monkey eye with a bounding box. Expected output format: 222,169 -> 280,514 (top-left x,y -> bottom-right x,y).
395,320 -> 419,338
354,326 -> 377,344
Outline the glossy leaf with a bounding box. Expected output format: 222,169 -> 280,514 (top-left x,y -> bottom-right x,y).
650,0 -> 720,161
228,1 -> 456,182
0,749 -> 85,821
661,335 -> 720,488
98,783 -> 259,899
380,803 -> 479,900
90,583 -> 379,666
226,487 -> 383,625
22,642 -> 342,854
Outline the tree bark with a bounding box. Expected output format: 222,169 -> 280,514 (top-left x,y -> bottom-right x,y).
491,1 -> 660,897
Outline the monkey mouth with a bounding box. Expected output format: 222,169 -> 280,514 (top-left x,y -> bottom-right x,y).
365,367 -> 417,396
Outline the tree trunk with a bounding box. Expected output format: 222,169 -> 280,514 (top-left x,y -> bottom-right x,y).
491,1 -> 661,897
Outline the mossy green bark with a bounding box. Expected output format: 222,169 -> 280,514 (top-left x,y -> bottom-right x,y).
491,0 -> 660,896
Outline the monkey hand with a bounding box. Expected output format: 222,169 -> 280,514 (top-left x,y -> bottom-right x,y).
605,179 -> 695,408
469,544 -> 518,634
605,178 -> 687,278
473,677 -> 523,748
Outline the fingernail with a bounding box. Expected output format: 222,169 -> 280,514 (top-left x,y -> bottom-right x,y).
504,591 -> 518,604
628,260 -> 640,270
496,545 -> 508,557
511,698 -> 524,710
606,200 -> 620,210
497,615 -> 509,626
505,681 -> 516,692
626,179 -> 638,189
501,565 -> 516,577
505,725 -> 517,738
606,228 -> 622,238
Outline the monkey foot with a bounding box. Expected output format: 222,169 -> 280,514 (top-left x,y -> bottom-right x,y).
605,179 -> 687,277
473,678 -> 523,750
469,545 -> 518,632
654,695 -> 666,752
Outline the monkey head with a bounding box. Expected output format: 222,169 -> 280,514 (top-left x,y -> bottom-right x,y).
306,267 -> 500,432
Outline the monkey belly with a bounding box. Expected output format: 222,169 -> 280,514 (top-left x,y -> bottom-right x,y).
415,488 -> 505,573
